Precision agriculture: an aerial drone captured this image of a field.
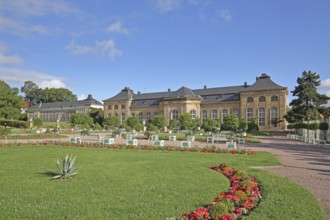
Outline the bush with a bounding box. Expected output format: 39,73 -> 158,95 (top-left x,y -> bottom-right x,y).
247,122 -> 259,132
319,122 -> 329,131
0,119 -> 29,129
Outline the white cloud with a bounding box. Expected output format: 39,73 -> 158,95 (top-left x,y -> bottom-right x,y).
66,39 -> 123,61
156,0 -> 181,12
77,94 -> 87,100
106,21 -> 129,34
0,16 -> 52,35
0,67 -> 66,88
0,0 -> 77,17
217,10 -> 232,21
319,79 -> 330,89
0,45 -> 23,64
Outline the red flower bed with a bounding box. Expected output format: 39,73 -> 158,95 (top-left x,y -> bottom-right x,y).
175,163 -> 261,220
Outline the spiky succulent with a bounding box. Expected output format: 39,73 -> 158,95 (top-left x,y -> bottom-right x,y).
48,154 -> 78,179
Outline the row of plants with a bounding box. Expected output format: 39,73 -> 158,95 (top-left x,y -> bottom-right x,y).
0,142 -> 256,155
287,122 -> 329,131
0,133 -> 66,140
168,163 -> 261,220
0,119 -> 29,128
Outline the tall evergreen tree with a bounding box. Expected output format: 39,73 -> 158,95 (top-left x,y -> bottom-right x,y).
285,71 -> 329,122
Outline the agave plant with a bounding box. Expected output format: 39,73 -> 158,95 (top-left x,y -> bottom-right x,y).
48,154 -> 78,179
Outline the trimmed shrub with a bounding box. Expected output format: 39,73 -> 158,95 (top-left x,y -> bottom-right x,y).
0,119 -> 29,128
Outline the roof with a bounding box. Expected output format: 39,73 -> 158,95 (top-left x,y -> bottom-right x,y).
28,94 -> 103,112
244,73 -> 286,91
103,87 -> 134,101
169,86 -> 199,98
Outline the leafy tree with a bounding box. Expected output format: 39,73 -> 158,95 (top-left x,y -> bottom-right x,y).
33,118 -> 43,128
221,115 -> 239,131
286,71 -> 329,122
70,113 -> 93,128
134,123 -> 144,132
169,119 -> 179,130
239,120 -> 248,131
150,115 -> 166,130
21,81 -> 43,104
202,118 -> 218,132
89,108 -> 103,125
126,116 -> 139,130
103,116 -> 120,130
179,113 -> 194,130
270,117 -> 284,127
41,88 -> 77,102
147,123 -> 157,131
0,80 -> 23,119
93,123 -> 102,130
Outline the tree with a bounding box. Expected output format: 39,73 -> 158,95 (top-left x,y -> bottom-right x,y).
286,71 -> 329,122
150,115 -> 166,130
0,81 -> 23,119
70,113 -> 93,128
103,116 -> 120,130
33,118 -> 43,128
126,116 -> 139,130
202,118 -> 218,132
221,115 -> 239,131
239,120 -> 248,131
169,119 -> 179,130
179,113 -> 195,130
89,108 -> 103,125
41,88 -> 77,102
21,81 -> 43,104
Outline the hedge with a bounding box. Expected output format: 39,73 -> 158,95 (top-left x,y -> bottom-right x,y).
0,119 -> 29,129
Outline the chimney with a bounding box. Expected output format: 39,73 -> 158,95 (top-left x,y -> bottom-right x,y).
256,77 -> 259,81
138,91 -> 141,95
168,88 -> 171,92
87,94 -> 92,99
204,85 -> 207,90
244,82 -> 247,87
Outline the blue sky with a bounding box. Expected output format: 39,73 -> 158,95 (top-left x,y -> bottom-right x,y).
0,0 -> 329,104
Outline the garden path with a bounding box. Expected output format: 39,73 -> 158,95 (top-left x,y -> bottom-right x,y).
246,136 -> 330,220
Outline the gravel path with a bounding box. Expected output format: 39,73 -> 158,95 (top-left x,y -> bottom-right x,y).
245,136 -> 330,220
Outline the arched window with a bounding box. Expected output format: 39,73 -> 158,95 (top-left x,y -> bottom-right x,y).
258,108 -> 265,126
232,109 -> 239,117
121,113 -> 125,124
121,104 -> 125,109
114,105 -> 118,109
138,112 -> 143,121
246,108 -> 253,122
222,109 -> 228,122
146,112 -> 151,121
108,105 -> 112,110
270,107 -> 278,125
259,96 -> 266,102
131,113 -> 135,117
271,95 -> 278,101
202,110 -> 208,120
190,110 -> 196,119
171,110 -> 179,120
212,109 -> 218,119
247,97 -> 253,102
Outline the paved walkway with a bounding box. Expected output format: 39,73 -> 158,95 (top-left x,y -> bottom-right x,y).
245,136 -> 330,220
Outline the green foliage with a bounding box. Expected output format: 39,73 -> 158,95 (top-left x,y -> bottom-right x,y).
221,115 -> 239,131
308,122 -> 319,130
89,108 -> 103,125
41,88 -> 77,103
71,113 -> 93,128
179,113 -> 195,130
103,116 -> 120,130
208,202 -> 229,219
150,115 -> 166,130
319,122 -> 329,131
0,119 -> 29,128
202,118 -> 219,132
126,116 -> 139,129
21,81 -> 43,104
80,129 -> 89,136
134,123 -> 144,132
247,121 -> 259,132
120,123 -> 131,132
93,123 -> 102,130
270,117 -> 283,127
169,119 -> 179,130
48,154 -> 78,180
287,71 -> 329,122
33,118 -> 43,128
0,80 -> 23,119
147,123 -> 157,131
239,120 -> 248,131
0,127 -> 11,136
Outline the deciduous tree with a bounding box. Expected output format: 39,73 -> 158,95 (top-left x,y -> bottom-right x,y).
0,80 -> 23,119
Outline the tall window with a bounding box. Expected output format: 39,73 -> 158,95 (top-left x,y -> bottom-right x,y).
270,107 -> 278,124
271,95 -> 278,101
138,112 -> 143,121
114,105 -> 118,109
190,110 -> 196,119
146,112 -> 151,121
258,108 -> 265,126
202,110 -> 208,120
131,113 -> 135,117
247,97 -> 253,102
212,109 -> 218,119
222,109 -> 228,122
171,110 -> 179,120
259,96 -> 266,102
121,104 -> 125,109
246,108 -> 253,122
121,113 -> 126,124
115,113 -> 118,117
232,109 -> 239,117
108,105 -> 112,110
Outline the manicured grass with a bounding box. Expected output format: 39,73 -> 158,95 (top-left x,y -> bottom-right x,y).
0,133 -> 67,140
0,146 -> 324,219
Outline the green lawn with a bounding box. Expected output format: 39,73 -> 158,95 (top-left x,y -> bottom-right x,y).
0,146 -> 324,219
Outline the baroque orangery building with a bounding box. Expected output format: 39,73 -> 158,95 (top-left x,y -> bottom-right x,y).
103,73 -> 288,130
